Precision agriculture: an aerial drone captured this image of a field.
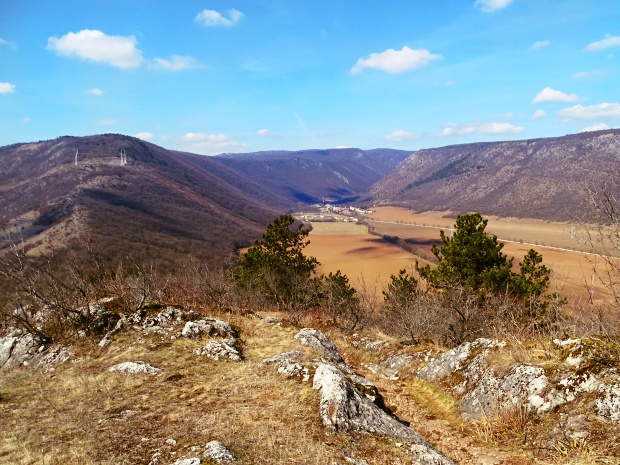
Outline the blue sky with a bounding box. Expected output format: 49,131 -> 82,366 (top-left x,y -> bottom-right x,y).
1,0 -> 619,154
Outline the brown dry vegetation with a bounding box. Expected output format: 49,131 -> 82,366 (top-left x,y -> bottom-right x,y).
361,207 -> 612,303
5,312 -> 612,465
0,315 -> 411,465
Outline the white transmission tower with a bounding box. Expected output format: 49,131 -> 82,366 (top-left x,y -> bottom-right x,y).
74,149 -> 79,166
120,148 -> 127,166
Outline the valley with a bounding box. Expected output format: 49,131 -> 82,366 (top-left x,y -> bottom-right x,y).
302,206 -> 612,304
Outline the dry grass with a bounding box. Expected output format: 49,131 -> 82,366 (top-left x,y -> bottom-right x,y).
0,313 -> 419,465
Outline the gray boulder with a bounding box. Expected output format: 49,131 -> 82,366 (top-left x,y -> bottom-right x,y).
313,363 -> 455,465
194,338 -> 242,362
294,328 -> 344,364
170,459 -> 200,465
108,361 -> 161,375
0,331 -> 38,370
203,440 -> 236,463
182,318 -> 236,339
259,350 -> 310,381
367,354 -> 414,379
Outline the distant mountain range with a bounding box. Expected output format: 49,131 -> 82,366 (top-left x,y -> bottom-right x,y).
365,129 -> 620,221
2,129 -> 619,268
0,134 -> 409,268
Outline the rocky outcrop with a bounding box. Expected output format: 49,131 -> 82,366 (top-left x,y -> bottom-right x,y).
0,331 -> 38,370
417,337 -> 620,424
203,440 -> 236,463
108,361 -> 161,375
294,328 -> 344,364
259,350 -> 310,381
194,338 -> 242,362
367,354 -> 414,379
295,328 -> 454,464
181,318 -> 236,339
313,363 -> 454,464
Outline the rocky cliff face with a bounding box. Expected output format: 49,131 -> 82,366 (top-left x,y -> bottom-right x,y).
366,129 -> 620,221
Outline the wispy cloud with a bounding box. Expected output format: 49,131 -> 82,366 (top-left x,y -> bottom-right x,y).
580,123 -> 610,133
585,35 -> 620,51
46,30 -> 144,69
351,46 -> 442,75
257,129 -> 280,138
441,122 -> 524,136
531,40 -> 551,50
181,132 -> 248,155
474,0 -> 513,13
559,103 -> 620,120
152,55 -> 203,72
384,130 -> 420,142
98,118 -> 117,125
194,9 -> 244,27
0,37 -> 17,50
133,132 -> 154,140
0,82 -> 16,94
86,87 -> 104,96
572,70 -> 603,79
533,87 -> 579,103
531,109 -> 546,120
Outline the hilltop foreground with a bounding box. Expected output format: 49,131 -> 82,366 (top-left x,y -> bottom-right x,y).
2,303 -> 620,464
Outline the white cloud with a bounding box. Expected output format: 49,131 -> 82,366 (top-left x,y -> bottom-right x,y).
572,70 -> 603,79
194,8 -> 244,27
86,87 -> 104,96
133,132 -> 154,140
585,35 -> 620,52
257,129 -> 280,137
351,46 -> 442,75
531,109 -> 547,120
98,118 -> 117,125
441,121 -> 523,136
152,55 -> 203,72
181,132 -> 248,155
0,37 -> 16,49
0,82 -> 16,94
22,117 -> 31,123
384,130 -> 420,142
479,123 -> 524,134
580,123 -> 610,133
533,87 -> 579,103
474,0 -> 513,13
531,40 -> 551,50
46,29 -> 144,69
558,103 -> 620,120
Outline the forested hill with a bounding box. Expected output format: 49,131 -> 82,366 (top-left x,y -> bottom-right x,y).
0,134 -> 280,268
211,148 -> 411,204
365,129 -> 620,221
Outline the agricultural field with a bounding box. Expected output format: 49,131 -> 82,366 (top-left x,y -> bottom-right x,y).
302,207 -> 613,304
302,222 -> 422,295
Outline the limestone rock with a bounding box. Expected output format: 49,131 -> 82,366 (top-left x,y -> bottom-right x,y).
139,306 -> 191,335
460,364 -> 549,418
417,338 -> 505,382
203,440 -> 236,463
596,384 -> 620,422
182,318 -> 236,339
0,331 -> 38,370
367,354 -> 414,379
263,316 -> 281,325
350,335 -> 388,353
259,350 -> 310,381
313,363 -> 455,465
108,361 -> 161,375
294,328 -> 344,364
170,458 -> 200,465
194,339 -> 242,362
